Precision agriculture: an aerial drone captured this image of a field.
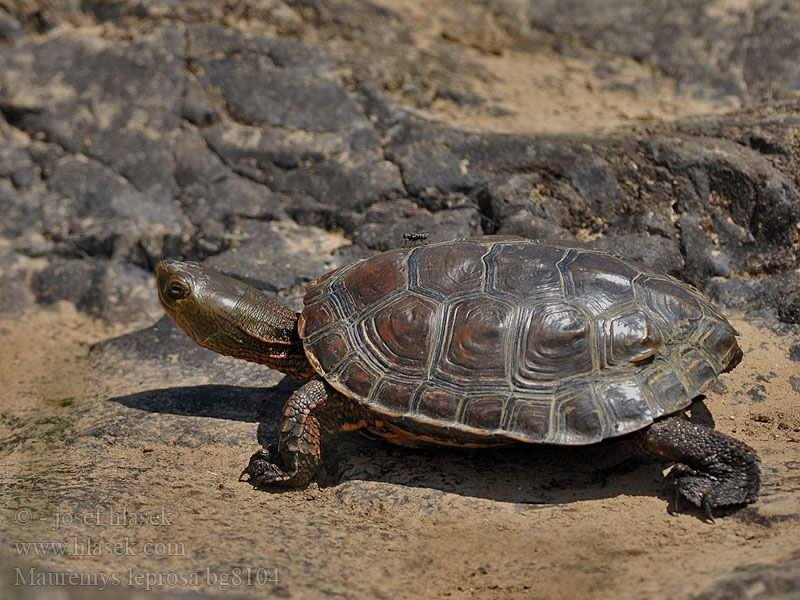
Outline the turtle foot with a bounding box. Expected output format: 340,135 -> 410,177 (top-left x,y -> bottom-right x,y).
636,416 -> 760,519
666,462 -> 756,521
239,445 -> 294,487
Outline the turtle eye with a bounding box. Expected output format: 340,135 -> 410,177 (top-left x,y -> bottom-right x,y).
166,279 -> 190,300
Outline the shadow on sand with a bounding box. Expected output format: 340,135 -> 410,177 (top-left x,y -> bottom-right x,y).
110,380 -> 720,516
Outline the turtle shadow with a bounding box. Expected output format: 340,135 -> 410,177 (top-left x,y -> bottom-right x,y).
110,380 -> 713,516
318,431 -> 675,508
317,402 -> 719,515
111,381 -> 295,424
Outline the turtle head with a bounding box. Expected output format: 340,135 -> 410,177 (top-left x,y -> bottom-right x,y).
156,260 -> 314,378
157,260 -> 250,346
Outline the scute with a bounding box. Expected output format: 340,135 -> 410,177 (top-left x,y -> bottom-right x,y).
416,386 -> 464,422
460,395 -> 506,430
435,297 -> 513,386
552,388 -> 604,444
338,248 -> 408,312
336,359 -> 379,399
412,241 -> 487,297
362,294 -> 437,376
605,308 -> 663,367
299,237 -> 741,445
595,377 -> 654,435
517,301 -> 593,384
636,276 -> 703,336
508,400 -> 551,440
487,242 -> 564,300
566,251 -> 638,314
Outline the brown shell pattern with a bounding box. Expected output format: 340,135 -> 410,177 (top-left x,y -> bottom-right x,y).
299,237 -> 741,445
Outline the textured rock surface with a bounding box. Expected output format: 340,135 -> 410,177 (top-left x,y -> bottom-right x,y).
2,2 -> 800,316
694,553 -> 800,600
1,1 -> 800,599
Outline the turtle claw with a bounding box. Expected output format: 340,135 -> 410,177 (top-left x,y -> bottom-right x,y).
666,463 -> 720,521
701,495 -> 715,523
239,445 -> 292,486
668,484 -> 681,517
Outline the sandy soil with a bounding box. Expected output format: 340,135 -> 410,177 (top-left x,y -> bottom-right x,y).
316,0 -> 725,135
1,304 -> 798,599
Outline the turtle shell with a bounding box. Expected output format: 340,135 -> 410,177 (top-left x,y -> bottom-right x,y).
298,237 -> 741,445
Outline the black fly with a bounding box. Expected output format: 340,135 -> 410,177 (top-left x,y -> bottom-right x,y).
402,232 -> 428,246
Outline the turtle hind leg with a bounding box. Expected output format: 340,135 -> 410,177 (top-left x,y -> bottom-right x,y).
240,379 -> 365,488
634,416 -> 760,519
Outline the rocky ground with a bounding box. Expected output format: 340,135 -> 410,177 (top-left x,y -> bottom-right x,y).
1,1 -> 800,598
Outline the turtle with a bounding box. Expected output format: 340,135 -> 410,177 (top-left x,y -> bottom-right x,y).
156,236 -> 760,516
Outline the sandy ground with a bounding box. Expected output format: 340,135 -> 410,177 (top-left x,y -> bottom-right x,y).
0,304 -> 798,599
316,0 -> 726,135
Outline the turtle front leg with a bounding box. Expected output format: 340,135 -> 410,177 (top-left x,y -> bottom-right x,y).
240,379 -> 363,488
635,416 -> 760,519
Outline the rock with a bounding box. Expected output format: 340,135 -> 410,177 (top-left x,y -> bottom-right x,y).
677,213 -> 730,285
0,180 -> 50,238
41,155 -> 190,267
563,154 -> 621,216
202,220 -> 351,306
0,277 -> 35,314
704,277 -> 760,313
0,24 -> 184,198
203,120 -> 403,214
31,259 -> 162,324
778,288 -> 800,325
387,140 -> 481,197
476,174 -> 573,238
84,0 -> 223,23
694,554 -> 800,600
190,37 -> 360,131
0,10 -> 24,41
705,271 -> 800,323
522,0 -> 792,104
174,131 -> 286,257
91,314 -> 258,377
0,145 -> 37,188
640,134 -> 799,278
0,4 -> 798,322
594,233 -> 684,277
350,199 -> 482,251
